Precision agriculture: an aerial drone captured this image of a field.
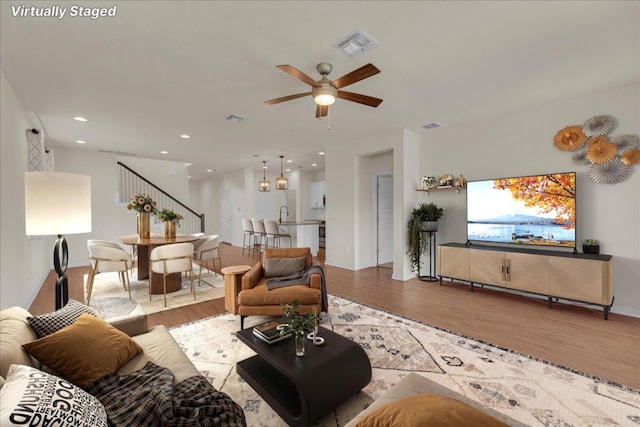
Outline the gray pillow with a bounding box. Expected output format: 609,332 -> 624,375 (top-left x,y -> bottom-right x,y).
264,256 -> 307,278
27,299 -> 97,338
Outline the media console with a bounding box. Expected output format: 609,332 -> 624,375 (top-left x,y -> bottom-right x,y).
438,242 -> 614,319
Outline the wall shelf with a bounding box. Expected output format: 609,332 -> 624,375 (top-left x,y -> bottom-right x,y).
416,186 -> 465,194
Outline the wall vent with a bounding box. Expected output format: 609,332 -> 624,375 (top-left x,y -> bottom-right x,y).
335,29 -> 380,57
99,149 -> 137,156
421,123 -> 441,130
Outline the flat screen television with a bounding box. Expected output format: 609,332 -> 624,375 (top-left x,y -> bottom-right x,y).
466,172 -> 576,249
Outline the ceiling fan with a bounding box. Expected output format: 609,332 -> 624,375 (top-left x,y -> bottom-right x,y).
264,62 -> 382,118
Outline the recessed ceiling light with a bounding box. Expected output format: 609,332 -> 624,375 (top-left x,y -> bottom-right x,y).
318,151 -> 325,155
312,163 -> 317,167
75,140 -> 87,144
160,150 -> 168,154
287,159 -> 293,163
180,134 -> 190,139
73,116 -> 87,122
206,169 -> 212,172
286,168 -> 291,172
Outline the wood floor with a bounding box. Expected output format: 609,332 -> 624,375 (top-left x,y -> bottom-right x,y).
30,243 -> 640,389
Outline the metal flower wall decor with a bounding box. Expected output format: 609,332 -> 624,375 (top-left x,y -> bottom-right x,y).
553,114 -> 639,184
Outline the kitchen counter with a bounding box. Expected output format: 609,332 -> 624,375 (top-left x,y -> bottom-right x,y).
278,222 -> 319,255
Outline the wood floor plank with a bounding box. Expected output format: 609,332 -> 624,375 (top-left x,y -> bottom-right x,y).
30,243 -> 640,389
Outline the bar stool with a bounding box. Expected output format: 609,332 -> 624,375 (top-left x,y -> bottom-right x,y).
250,219 -> 267,257
241,218 -> 254,256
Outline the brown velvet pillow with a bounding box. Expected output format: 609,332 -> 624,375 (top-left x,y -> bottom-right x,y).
22,313 -> 142,388
264,256 -> 307,278
355,394 -> 509,427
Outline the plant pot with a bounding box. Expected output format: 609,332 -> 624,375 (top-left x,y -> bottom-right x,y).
137,212 -> 150,239
420,221 -> 438,232
583,244 -> 600,254
164,221 -> 176,239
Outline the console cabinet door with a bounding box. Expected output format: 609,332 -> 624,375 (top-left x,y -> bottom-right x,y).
506,252 -> 549,294
470,250 -> 505,287
439,246 -> 469,280
549,257 -> 612,304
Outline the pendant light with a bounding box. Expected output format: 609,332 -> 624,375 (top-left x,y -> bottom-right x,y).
275,155 -> 289,190
258,161 -> 270,192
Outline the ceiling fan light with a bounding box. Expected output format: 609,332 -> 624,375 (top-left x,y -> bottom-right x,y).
314,93 -> 336,106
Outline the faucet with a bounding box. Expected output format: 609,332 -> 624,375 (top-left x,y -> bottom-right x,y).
279,205 -> 289,224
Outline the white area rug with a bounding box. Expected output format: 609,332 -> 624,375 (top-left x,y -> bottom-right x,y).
170,295 -> 640,427
84,267 -> 225,318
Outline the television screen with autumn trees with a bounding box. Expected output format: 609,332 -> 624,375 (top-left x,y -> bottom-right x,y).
466,172 -> 576,248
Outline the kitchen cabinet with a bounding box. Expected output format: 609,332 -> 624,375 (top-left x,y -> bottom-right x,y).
310,181 -> 325,208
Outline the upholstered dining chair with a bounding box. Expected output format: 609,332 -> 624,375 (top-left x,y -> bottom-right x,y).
149,242 -> 194,307
86,241 -> 133,305
263,219 -> 292,248
194,235 -> 222,285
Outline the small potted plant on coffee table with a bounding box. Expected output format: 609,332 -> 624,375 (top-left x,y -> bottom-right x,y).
280,300 -> 317,357
582,239 -> 600,254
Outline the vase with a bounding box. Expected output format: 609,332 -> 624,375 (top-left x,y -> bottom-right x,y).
164,221 -> 176,239
294,332 -> 306,357
137,212 -> 150,239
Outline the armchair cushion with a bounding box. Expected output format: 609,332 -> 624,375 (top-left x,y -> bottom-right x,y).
22,313 -> 142,387
264,256 -> 306,278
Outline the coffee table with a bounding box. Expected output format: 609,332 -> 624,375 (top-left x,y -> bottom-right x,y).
236,325 -> 371,427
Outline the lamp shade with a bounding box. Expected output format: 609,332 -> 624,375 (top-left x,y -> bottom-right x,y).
25,172 -> 92,236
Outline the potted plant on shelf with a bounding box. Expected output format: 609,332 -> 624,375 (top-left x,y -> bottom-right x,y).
582,239 -> 600,254
279,300 -> 317,357
158,208 -> 184,239
406,202 -> 445,274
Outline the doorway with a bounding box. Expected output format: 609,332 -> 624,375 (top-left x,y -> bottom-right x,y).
375,174 -> 393,267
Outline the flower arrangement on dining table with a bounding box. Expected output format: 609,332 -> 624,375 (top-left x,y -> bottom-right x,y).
127,193 -> 158,215
157,208 -> 184,225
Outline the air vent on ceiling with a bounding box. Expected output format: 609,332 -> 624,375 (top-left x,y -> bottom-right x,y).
335,29 -> 380,57
226,114 -> 247,123
421,123 -> 441,130
99,149 -> 137,156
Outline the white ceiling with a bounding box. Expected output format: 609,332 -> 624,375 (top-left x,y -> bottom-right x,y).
1,1 -> 638,179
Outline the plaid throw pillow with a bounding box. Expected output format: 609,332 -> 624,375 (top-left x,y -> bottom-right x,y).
27,299 -> 97,338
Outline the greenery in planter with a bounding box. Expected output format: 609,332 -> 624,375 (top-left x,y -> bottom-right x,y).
582,238 -> 600,254
279,300 -> 317,338
582,239 -> 599,246
406,202 -> 445,274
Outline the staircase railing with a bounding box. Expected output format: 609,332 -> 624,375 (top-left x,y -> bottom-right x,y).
117,161 -> 204,235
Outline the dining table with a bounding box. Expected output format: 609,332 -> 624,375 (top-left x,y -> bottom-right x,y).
119,234 -> 200,294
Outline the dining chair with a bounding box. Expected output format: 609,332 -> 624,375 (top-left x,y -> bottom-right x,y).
241,218 -> 254,256
263,219 -> 292,248
86,242 -> 133,305
194,235 -> 222,285
250,219 -> 267,257
149,243 -> 194,307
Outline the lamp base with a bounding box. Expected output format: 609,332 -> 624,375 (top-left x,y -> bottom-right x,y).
53,235 -> 69,310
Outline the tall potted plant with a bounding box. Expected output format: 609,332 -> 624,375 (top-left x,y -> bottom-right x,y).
406,202 -> 444,274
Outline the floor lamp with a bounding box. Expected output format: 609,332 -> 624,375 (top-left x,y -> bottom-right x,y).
25,172 -> 92,310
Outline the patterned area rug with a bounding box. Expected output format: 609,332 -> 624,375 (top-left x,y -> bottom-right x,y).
170,295 -> 640,427
84,267 -> 224,318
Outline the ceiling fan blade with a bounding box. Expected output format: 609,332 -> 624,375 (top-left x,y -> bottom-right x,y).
337,90 -> 383,107
264,92 -> 311,105
276,65 -> 321,87
315,104 -> 328,118
331,63 -> 380,89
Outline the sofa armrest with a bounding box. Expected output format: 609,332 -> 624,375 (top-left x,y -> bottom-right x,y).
310,272 -> 322,290
241,262 -> 262,290
108,313 -> 148,337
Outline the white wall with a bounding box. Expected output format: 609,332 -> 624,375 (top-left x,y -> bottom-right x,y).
0,70 -> 51,309
421,82 -> 639,316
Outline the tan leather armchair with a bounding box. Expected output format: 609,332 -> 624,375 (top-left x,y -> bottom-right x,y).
235,247 -> 324,329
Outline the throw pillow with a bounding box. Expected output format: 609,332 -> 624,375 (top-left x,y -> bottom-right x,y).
354,394 -> 509,427
27,299 -> 98,338
0,364 -> 107,427
22,313 -> 142,388
264,256 -> 307,278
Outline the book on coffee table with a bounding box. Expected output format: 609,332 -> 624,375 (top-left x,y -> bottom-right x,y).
252,320 -> 291,344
